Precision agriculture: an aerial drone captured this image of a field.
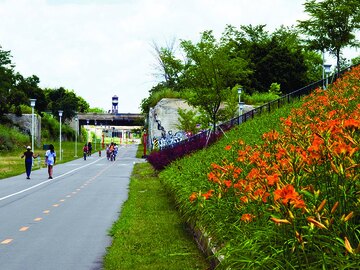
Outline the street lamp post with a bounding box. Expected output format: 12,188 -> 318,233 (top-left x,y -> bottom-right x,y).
74,114 -> 78,157
237,88 -> 242,124
94,120 -> 97,151
86,119 -> 89,142
324,64 -> 332,89
29,99 -> 36,151
58,110 -> 63,161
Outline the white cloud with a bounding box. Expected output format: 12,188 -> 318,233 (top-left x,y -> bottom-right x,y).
0,0 -> 358,112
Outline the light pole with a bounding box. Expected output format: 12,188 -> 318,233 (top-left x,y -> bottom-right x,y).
94,120 -> 97,151
58,110 -> 63,161
324,64 -> 332,89
86,119 -> 89,142
29,99 -> 36,151
237,88 -> 243,124
74,114 -> 78,157
237,88 -> 243,116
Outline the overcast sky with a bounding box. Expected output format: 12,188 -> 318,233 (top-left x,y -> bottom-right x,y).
0,0 -> 359,113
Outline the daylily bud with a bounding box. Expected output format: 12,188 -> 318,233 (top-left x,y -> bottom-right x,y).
344,237 -> 353,254
344,211 -> 354,222
331,201 -> 339,214
307,217 -> 327,229
270,217 -> 291,225
317,199 -> 327,212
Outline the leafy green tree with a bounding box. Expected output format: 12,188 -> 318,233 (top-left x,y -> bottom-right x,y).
151,40 -> 184,90
180,30 -> 250,130
44,87 -> 83,122
0,46 -> 15,116
88,107 -> 105,113
15,74 -> 47,115
298,0 -> 360,73
176,108 -> 200,135
77,96 -> 90,113
351,55 -> 360,65
222,25 -> 320,94
140,85 -> 182,114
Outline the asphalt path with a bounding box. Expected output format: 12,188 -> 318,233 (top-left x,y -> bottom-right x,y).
0,144 -> 144,270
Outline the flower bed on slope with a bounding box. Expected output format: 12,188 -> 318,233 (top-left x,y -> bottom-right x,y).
159,66 -> 360,269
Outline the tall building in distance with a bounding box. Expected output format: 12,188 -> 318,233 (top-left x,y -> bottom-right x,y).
112,95 -> 118,114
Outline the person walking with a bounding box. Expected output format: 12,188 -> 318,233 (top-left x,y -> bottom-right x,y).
45,144 -> 56,179
83,144 -> 88,160
87,142 -> 92,156
21,146 -> 38,179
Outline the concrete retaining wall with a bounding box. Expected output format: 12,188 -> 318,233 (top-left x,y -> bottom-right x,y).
5,114 -> 41,146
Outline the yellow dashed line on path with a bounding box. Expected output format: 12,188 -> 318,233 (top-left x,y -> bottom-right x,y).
43,210 -> 50,214
19,227 -> 29,232
52,204 -> 59,207
34,217 -> 42,222
1,239 -> 13,244
66,195 -> 71,198
59,199 -> 65,202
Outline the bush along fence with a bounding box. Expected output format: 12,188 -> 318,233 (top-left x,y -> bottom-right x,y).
147,64 -> 359,171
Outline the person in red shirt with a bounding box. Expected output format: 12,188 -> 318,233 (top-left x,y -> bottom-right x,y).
83,144 -> 88,160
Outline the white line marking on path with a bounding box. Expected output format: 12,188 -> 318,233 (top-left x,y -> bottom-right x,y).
0,158 -> 104,202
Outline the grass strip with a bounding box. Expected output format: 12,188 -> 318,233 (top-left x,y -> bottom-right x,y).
103,162 -> 210,270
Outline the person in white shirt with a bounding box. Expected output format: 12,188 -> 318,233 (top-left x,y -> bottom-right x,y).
45,144 -> 56,179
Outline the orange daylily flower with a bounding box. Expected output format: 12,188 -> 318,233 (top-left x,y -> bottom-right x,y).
273,184 -> 306,209
189,192 -> 197,203
224,145 -> 232,151
266,173 -> 280,186
201,190 -> 214,200
223,180 -> 232,188
241,213 -> 255,223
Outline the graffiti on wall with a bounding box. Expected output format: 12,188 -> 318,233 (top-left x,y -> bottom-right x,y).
151,114 -> 189,150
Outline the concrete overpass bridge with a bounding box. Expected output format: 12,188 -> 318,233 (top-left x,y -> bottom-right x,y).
72,113 -> 145,145
76,112 -> 144,127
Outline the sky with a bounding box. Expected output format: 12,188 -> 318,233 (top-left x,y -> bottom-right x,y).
0,0 -> 359,113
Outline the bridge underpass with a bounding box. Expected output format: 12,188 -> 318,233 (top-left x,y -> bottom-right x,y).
74,113 -> 145,146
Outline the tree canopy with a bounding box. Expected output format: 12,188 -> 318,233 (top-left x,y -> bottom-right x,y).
297,0 -> 360,73
0,45 -> 91,122
145,24 -> 324,129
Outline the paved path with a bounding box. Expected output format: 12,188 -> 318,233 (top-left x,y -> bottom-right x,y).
0,144 -> 143,270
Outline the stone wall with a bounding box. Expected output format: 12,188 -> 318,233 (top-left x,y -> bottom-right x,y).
148,98 -> 194,142
5,114 -> 41,146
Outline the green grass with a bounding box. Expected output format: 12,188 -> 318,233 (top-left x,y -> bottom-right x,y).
0,140 -> 97,179
103,162 -> 210,270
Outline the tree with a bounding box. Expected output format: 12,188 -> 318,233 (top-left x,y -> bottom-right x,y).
15,74 -> 47,115
180,30 -> 250,130
44,87 -> 85,122
297,0 -> 360,73
221,25 -> 320,94
176,108 -> 200,135
151,40 -> 184,90
0,46 -> 15,116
